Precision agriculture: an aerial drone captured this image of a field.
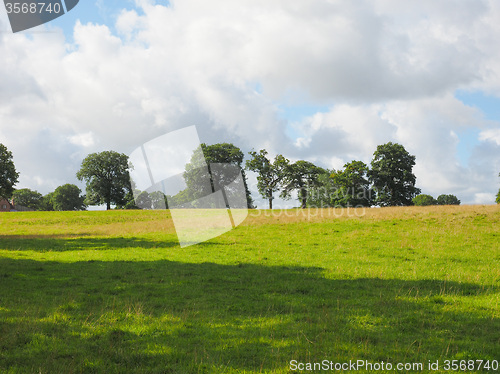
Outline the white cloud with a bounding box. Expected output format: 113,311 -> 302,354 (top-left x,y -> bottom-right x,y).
0,0 -> 500,204
68,132 -> 95,147
473,192 -> 496,204
479,128 -> 500,146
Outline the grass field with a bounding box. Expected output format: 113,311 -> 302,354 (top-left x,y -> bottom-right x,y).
0,205 -> 499,373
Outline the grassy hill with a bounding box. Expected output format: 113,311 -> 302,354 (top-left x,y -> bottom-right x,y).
0,206 -> 499,373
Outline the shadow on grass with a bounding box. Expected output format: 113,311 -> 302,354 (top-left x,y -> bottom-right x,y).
0,258 -> 498,373
0,236 -> 180,251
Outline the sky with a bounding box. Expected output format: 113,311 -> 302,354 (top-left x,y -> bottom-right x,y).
1,0 -> 500,208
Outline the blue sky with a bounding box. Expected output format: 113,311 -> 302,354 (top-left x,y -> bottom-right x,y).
48,0 -> 141,40
1,0 -> 500,206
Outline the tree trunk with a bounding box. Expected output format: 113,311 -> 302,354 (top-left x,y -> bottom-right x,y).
269,198 -> 273,210
107,201 -> 111,210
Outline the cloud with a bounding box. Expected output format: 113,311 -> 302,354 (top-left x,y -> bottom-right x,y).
287,94 -> 499,203
0,0 -> 500,205
479,128 -> 500,146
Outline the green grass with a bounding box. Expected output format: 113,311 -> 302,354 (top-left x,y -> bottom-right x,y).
0,206 -> 499,373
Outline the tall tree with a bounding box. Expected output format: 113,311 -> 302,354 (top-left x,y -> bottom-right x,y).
183,143 -> 254,208
368,142 -> 421,206
150,191 -> 168,209
306,169 -> 339,208
246,150 -> 289,209
0,143 -> 19,199
52,184 -> 86,211
330,160 -> 372,207
12,188 -> 43,210
40,192 -> 55,211
281,160 -> 325,209
76,151 -> 131,210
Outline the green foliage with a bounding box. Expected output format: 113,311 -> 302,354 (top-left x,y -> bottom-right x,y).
306,170 -> 339,208
0,143 -> 19,199
12,188 -> 43,210
413,194 -> 437,206
150,191 -> 168,209
133,191 -> 168,210
202,143 -> 254,208
436,194 -> 461,206
330,160 -> 373,207
135,191 -> 152,209
76,151 -> 131,210
52,184 -> 86,211
281,160 -> 325,208
368,142 -> 421,206
181,143 -> 254,208
246,149 -> 289,209
39,192 -> 55,211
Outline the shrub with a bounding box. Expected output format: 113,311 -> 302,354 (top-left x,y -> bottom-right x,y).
412,194 -> 437,206
436,194 -> 460,205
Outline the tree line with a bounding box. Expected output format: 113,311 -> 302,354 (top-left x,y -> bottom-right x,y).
1,141 -> 499,211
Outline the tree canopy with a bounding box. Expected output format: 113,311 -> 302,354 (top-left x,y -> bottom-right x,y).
39,192 -> 55,211
306,169 -> 338,208
12,188 -> 42,210
76,151 -> 131,210
52,184 -> 86,211
436,194 -> 460,206
281,160 -> 325,208
413,194 -> 437,206
246,150 -> 289,209
368,142 -> 420,206
330,160 -> 373,207
181,143 -> 254,208
0,143 -> 19,199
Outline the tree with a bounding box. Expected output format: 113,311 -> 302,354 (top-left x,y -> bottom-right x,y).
281,160 -> 325,208
306,169 -> 339,208
150,191 -> 168,209
246,150 -> 289,209
183,143 -> 254,208
497,173 -> 500,204
413,194 -> 437,206
135,191 -> 152,209
12,188 -> 42,210
178,143 -> 253,209
436,194 -> 460,206
117,186 -> 139,210
0,143 -> 19,199
52,184 -> 86,211
368,142 -> 421,206
330,160 -> 373,207
76,151 -> 131,210
39,192 -> 55,211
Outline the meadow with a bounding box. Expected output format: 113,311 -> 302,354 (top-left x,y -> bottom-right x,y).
0,205 -> 499,373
